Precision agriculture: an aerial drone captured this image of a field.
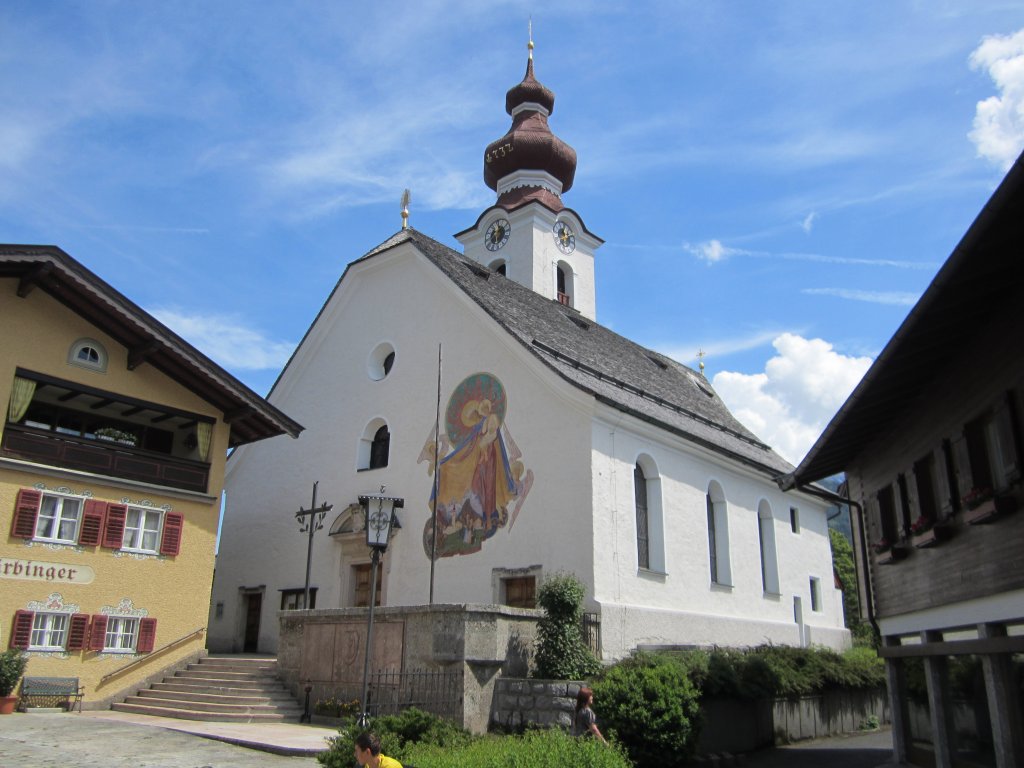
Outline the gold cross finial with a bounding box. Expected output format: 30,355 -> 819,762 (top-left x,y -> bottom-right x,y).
528,17 -> 534,60
696,347 -> 706,377
401,189 -> 411,230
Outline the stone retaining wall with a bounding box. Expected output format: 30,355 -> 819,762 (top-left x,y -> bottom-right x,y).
490,678 -> 584,731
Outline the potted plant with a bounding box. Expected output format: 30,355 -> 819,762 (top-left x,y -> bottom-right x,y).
0,648 -> 28,714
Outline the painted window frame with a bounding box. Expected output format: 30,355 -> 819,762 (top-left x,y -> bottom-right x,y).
34,493 -> 83,544
29,611 -> 70,651
103,616 -> 140,653
122,506 -> 164,553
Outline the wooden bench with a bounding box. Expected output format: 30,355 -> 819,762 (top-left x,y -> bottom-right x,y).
19,677 -> 85,712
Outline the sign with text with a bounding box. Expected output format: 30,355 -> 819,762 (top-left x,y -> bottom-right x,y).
0,558 -> 95,585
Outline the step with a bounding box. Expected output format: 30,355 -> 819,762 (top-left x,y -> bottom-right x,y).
194,659 -> 278,673
181,666 -> 279,681
139,688 -> 294,706
152,681 -> 292,699
171,671 -> 281,687
111,701 -> 300,723
122,694 -> 302,716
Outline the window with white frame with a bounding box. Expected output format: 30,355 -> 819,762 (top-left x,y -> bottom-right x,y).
634,455 -> 666,572
29,612 -> 69,650
758,500 -> 780,595
103,616 -> 140,652
809,576 -> 822,612
122,507 -> 163,552
68,338 -> 108,372
706,481 -> 732,586
35,494 -> 82,543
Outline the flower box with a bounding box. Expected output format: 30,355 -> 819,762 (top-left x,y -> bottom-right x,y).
875,544 -> 908,565
911,525 -> 950,549
964,496 -> 1017,525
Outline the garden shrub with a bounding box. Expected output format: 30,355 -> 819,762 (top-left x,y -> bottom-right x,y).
593,652 -> 702,767
532,572 -> 600,680
405,728 -> 631,768
317,708 -> 471,768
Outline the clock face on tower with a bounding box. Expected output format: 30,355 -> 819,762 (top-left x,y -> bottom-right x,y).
553,220 -> 576,254
485,218 -> 511,251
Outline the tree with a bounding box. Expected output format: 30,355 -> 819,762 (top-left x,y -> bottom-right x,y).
532,572 -> 600,679
829,528 -> 876,647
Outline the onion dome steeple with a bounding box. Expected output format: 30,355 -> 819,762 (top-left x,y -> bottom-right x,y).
483,40 -> 577,212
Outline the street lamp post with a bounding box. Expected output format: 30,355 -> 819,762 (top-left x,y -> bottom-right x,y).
357,486 -> 404,728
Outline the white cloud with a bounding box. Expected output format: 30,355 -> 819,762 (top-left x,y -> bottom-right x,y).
684,239 -> 744,264
969,28 -> 1024,170
660,328 -> 793,366
802,287 -> 918,306
801,212 -> 818,233
150,308 -> 295,371
712,333 -> 872,465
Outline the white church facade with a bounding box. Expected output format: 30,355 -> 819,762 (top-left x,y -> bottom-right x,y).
208,48 -> 849,661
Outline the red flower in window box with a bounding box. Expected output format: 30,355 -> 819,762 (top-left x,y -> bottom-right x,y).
872,537 -> 891,554
962,487 -> 994,511
910,515 -> 934,535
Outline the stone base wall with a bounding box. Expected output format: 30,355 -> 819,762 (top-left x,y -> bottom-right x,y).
490,678 -> 584,731
278,603 -> 541,733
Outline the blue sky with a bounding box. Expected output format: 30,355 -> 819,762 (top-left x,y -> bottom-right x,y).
3,2 -> 1023,464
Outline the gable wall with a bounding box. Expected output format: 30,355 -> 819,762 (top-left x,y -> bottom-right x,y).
210,245 -> 596,652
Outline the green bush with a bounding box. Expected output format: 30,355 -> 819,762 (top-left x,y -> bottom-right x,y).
593,652 -> 702,767
405,728 -> 631,768
317,708 -> 471,768
532,572 -> 600,680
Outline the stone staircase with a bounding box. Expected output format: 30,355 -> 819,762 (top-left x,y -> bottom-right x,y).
111,656 -> 304,723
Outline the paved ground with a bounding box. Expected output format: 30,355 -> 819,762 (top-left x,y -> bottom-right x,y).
0,709 -> 896,767
0,711 -> 329,767
741,727 -> 895,767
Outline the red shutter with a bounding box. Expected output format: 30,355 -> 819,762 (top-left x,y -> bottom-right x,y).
101,504 -> 127,549
11,489 -> 42,539
78,500 -> 107,546
89,615 -> 108,651
137,618 -> 157,653
9,610 -> 34,649
159,512 -> 184,556
67,614 -> 90,651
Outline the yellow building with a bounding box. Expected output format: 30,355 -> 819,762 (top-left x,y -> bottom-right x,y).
1,244 -> 301,708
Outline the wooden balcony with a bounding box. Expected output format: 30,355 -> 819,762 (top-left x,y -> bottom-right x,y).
1,423 -> 209,494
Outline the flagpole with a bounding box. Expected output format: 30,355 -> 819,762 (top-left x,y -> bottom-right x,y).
429,342 -> 442,603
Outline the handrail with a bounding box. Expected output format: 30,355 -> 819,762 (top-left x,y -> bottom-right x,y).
99,626 -> 206,685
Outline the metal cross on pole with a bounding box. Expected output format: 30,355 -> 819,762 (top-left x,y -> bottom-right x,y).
294,481 -> 333,612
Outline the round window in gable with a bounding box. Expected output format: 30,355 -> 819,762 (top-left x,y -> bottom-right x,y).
68,338 -> 108,373
367,342 -> 396,381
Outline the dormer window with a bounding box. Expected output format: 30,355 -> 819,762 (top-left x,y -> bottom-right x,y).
68,339 -> 107,373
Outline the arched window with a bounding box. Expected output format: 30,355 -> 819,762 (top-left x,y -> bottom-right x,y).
634,464 -> 649,569
358,419 -> 390,470
758,500 -> 780,594
556,264 -> 571,306
706,481 -> 731,586
370,425 -> 390,469
488,259 -> 507,276
634,455 -> 666,572
68,339 -> 108,372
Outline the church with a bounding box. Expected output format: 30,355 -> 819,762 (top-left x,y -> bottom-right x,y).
207,43 -> 849,661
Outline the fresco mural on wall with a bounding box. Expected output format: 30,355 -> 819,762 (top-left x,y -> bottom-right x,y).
418,372 -> 533,558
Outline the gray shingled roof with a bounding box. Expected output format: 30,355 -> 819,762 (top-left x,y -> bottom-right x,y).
352,228 -> 793,478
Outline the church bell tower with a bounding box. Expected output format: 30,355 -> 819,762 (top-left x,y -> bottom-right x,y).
455,37 -> 602,321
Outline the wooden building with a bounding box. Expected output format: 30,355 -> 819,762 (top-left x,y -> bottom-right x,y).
783,152 -> 1024,767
